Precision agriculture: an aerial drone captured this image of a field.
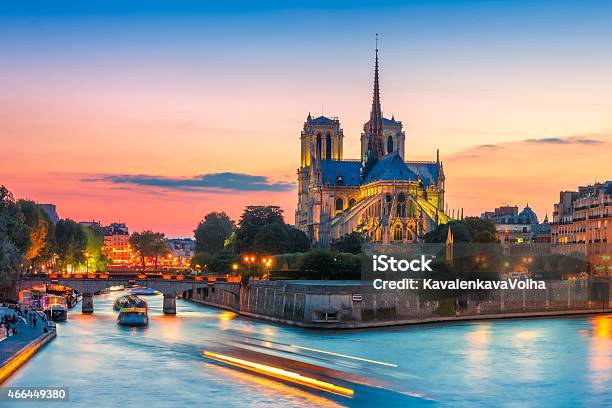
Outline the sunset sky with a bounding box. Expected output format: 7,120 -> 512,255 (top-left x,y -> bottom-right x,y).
1,1 -> 611,237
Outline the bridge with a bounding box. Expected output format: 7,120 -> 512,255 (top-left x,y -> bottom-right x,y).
18,272 -> 240,315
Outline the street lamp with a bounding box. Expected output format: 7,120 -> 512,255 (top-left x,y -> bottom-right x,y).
261,257 -> 273,280
243,255 -> 256,273
475,256 -> 485,274
523,256 -> 533,276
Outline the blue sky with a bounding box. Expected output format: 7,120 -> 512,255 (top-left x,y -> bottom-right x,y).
1,0 -> 611,235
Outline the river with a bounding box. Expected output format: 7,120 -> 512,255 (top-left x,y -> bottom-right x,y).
4,291 -> 611,407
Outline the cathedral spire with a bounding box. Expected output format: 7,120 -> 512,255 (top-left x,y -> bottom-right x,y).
367,34 -> 385,159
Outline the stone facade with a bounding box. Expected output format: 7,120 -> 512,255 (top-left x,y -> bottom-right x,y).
191,279 -> 612,329
295,47 -> 449,247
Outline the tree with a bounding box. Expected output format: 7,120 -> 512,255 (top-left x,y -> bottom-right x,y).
194,212 -> 234,255
234,205 -> 285,253
0,186 -> 29,284
130,230 -> 168,268
331,232 -> 364,254
252,223 -> 291,254
0,186 -> 30,255
82,225 -> 108,272
297,250 -> 362,280
17,200 -> 50,264
54,219 -> 87,271
424,221 -> 470,243
190,252 -> 214,272
286,226 -> 310,253
425,217 -> 498,244
298,250 -> 335,279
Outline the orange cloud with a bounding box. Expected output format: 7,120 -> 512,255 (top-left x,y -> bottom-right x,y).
443,133 -> 612,220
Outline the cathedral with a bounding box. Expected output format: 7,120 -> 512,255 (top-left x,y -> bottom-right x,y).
295,45 -> 450,247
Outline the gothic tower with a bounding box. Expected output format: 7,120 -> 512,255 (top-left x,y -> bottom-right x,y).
361,37 -> 385,165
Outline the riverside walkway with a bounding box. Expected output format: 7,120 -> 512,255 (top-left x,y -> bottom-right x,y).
0,307 -> 56,383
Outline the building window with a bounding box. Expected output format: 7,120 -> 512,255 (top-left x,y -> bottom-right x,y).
335,198 -> 344,212
387,135 -> 394,154
349,198 -> 356,208
326,133 -> 332,160
397,193 -> 406,217
316,133 -> 322,159
393,226 -> 403,241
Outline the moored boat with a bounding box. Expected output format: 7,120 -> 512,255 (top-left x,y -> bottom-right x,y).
41,294 -> 68,322
46,285 -> 80,308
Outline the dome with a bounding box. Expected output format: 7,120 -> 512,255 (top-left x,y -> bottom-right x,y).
519,205 -> 539,224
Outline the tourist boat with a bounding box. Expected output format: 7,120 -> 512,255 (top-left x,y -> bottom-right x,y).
109,285 -> 125,292
114,295 -> 149,327
129,287 -> 161,296
41,294 -> 68,322
46,285 -> 81,308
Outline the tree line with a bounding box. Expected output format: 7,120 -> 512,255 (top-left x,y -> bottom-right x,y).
0,185 -> 111,285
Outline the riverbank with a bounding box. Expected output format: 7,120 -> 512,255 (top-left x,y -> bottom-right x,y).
187,279 -> 612,329
0,307 -> 56,383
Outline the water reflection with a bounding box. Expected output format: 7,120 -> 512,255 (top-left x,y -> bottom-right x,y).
206,361 -> 347,408
3,291 -> 611,407
589,315 -> 611,393
465,323 -> 491,381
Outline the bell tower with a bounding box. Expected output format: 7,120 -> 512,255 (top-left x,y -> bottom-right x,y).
300,113 -> 344,168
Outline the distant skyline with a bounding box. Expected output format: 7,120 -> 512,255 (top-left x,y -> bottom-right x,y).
1,1 -> 611,236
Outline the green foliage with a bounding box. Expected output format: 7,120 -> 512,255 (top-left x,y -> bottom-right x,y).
194,212 -> 235,255
233,205 -> 285,253
209,248 -> 237,273
272,253 -> 304,270
190,252 -> 214,271
54,219 -> 87,270
297,250 -> 362,280
17,200 -> 51,264
252,223 -> 290,254
285,225 -> 310,253
81,225 -> 108,271
231,205 -> 309,255
424,221 -> 469,243
129,230 -> 168,267
425,217 -> 498,244
331,232 -> 364,254
0,186 -> 30,254
1,186 -> 29,284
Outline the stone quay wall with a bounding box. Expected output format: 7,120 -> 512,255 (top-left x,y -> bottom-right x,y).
189,279 -> 612,329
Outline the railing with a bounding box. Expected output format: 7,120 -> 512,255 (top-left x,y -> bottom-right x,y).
20,272 -> 240,283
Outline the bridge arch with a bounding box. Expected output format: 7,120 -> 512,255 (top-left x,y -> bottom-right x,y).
17,276 -> 215,315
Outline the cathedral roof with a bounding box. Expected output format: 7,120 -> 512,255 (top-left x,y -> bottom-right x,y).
320,160 -> 362,186
309,116 -> 338,126
405,162 -> 440,187
363,152 -> 418,184
363,116 -> 402,128
383,117 -> 400,125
